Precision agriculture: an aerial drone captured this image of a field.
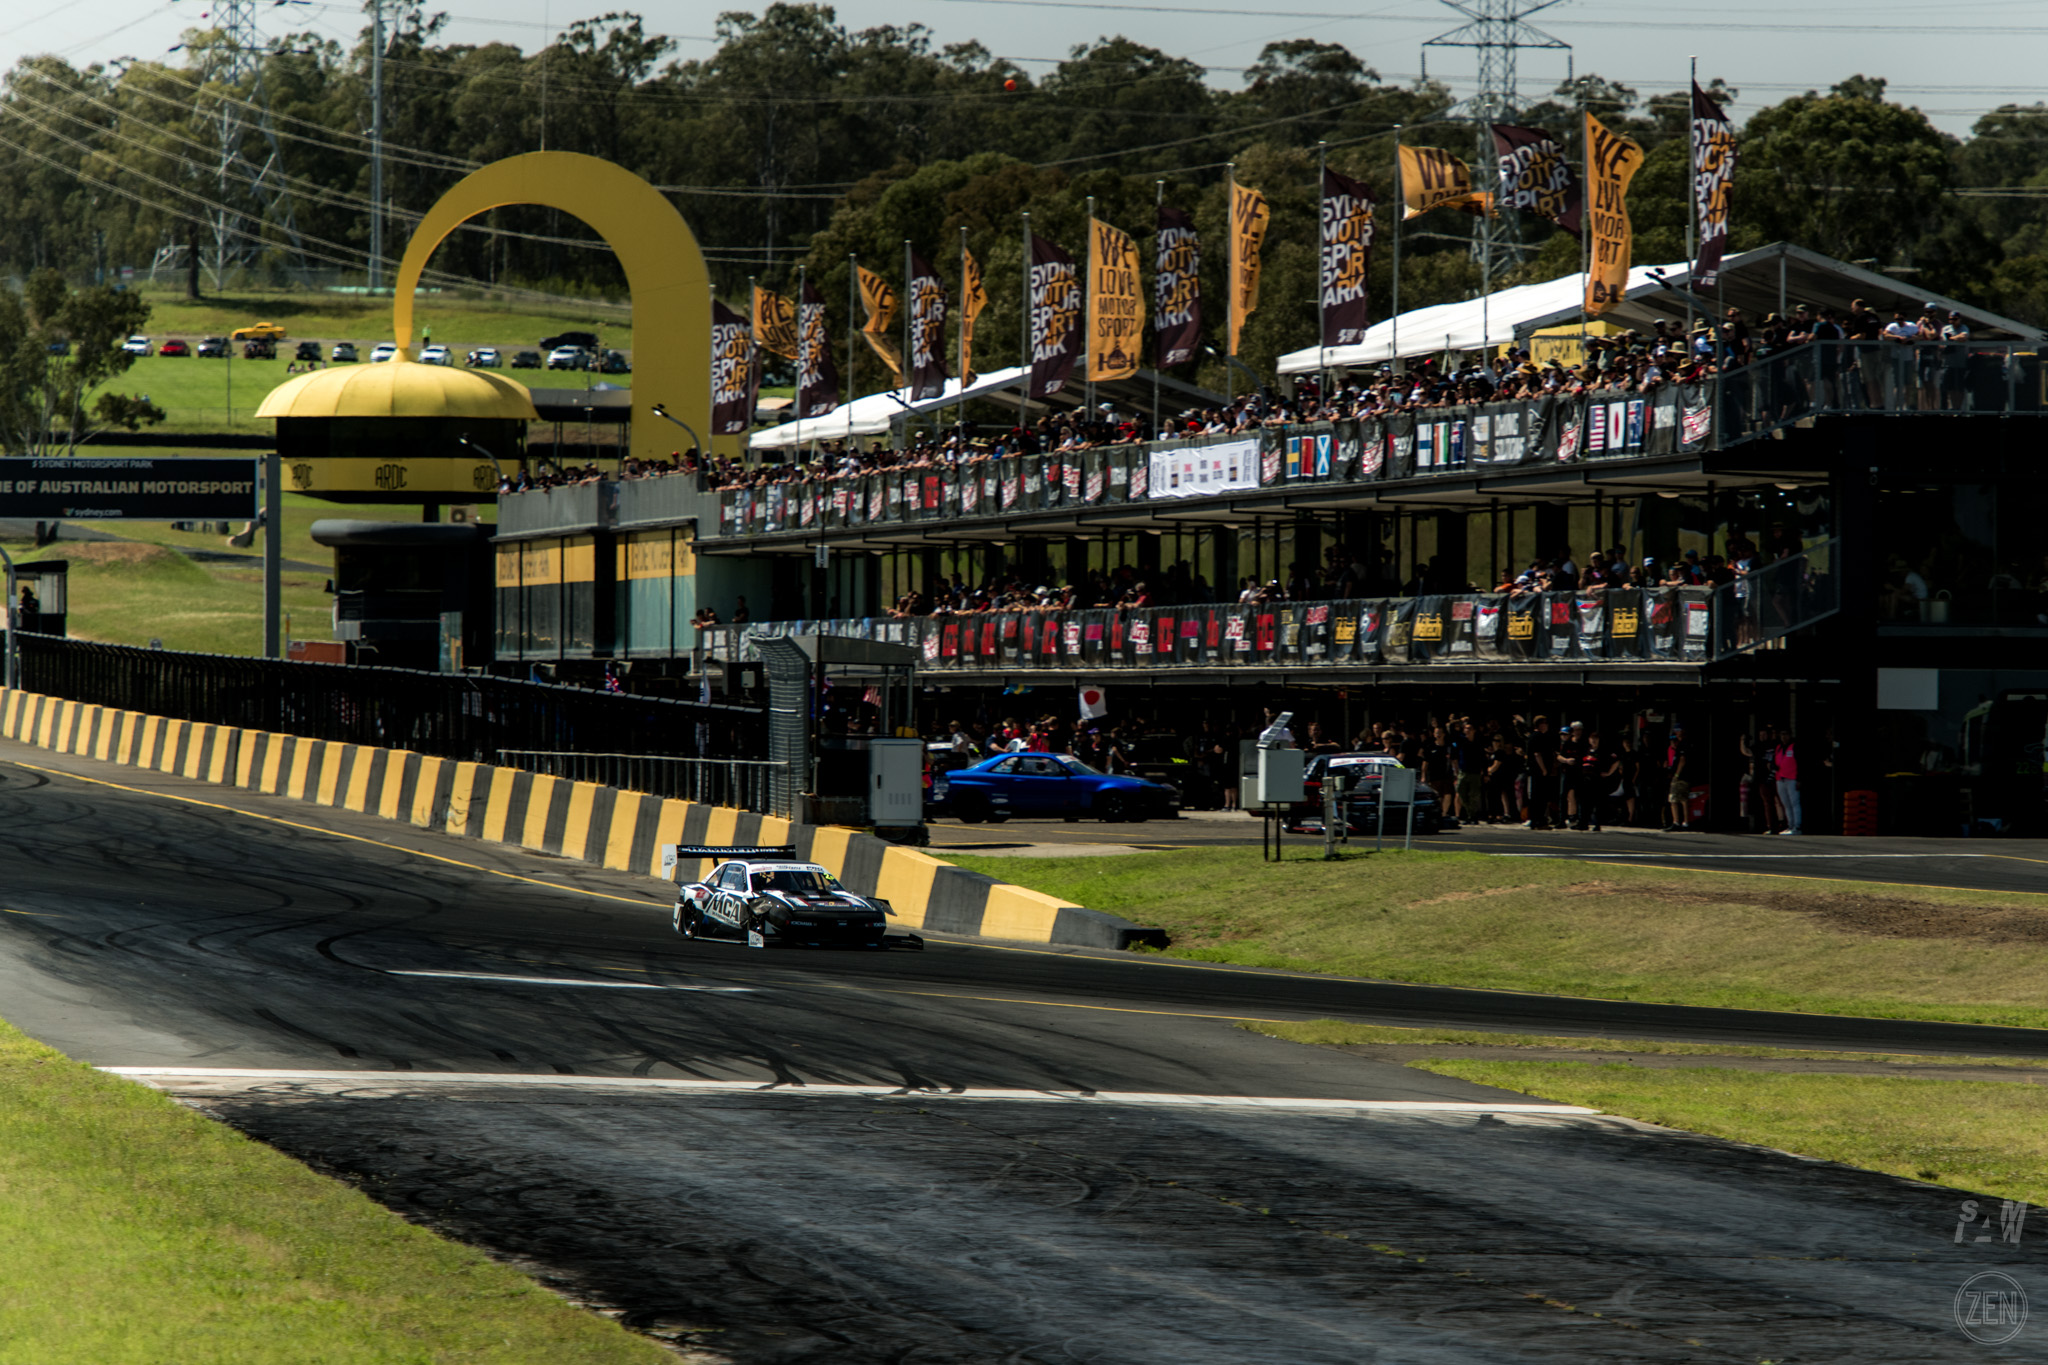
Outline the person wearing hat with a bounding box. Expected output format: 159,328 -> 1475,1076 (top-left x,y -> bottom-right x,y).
1940,309 -> 1972,410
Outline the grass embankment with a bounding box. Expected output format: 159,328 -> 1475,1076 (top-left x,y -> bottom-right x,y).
937,846 -> 2048,1030
0,1016 -> 665,1364
3,493 -> 417,655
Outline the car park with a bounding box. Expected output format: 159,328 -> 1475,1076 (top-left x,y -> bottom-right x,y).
331,342 -> 358,362
671,846 -> 896,949
467,347 -> 501,367
229,322 -> 286,341
242,337 -> 276,360
368,342 -> 398,363
1284,752 -> 1444,836
419,344 -> 451,366
120,335 -> 151,356
599,349 -> 630,374
196,337 -> 228,358
294,341 -> 321,362
547,344 -> 589,370
943,752 -> 1180,823
158,339 -> 190,357
510,350 -> 543,369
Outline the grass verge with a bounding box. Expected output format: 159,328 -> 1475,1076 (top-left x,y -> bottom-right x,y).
936,846 -> 2048,1030
0,1015 -> 665,1364
1411,1058 -> 2048,1207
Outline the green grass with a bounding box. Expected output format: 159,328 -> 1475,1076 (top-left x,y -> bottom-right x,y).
134,285 -> 632,353
1238,1018 -> 2048,1066
0,1015 -> 666,1364
937,846 -> 2048,1030
1413,1059 -> 2048,1206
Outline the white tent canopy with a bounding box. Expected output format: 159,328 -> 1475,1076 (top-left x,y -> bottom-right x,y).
749,366 -> 1026,449
1275,264 -> 1684,375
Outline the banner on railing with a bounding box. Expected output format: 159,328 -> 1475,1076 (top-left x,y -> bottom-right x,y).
1150,438 -> 1259,499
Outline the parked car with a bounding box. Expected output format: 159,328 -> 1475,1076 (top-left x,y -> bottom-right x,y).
369,342 -> 398,363
196,336 -> 229,358
547,344 -> 589,370
1283,752 -> 1444,836
599,349 -> 630,374
419,344 -> 451,366
331,342 -> 358,362
242,337 -> 276,360
158,339 -> 190,357
120,334 -> 151,356
229,322 -> 286,341
944,752 -> 1180,823
510,350 -> 543,370
294,341 -> 321,362
467,347 -> 501,367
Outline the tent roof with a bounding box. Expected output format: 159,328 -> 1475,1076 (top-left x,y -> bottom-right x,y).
1276,264 -> 1683,374
750,367 -> 1026,449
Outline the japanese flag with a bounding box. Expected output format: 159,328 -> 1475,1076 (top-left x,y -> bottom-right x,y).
1078,685 -> 1108,721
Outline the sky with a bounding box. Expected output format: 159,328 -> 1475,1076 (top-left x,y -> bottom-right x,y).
2,0 -> 2044,140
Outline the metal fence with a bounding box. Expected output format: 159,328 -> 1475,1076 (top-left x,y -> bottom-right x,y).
11,634 -> 765,771
494,749 -> 786,810
1710,538 -> 1841,656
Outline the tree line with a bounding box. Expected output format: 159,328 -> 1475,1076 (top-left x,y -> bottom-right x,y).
0,3 -> 2045,398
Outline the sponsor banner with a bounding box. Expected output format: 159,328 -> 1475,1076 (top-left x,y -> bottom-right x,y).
797,277 -> 839,418
1584,113 -> 1645,316
1087,218 -> 1143,383
1399,145 -> 1493,219
1385,415 -> 1415,479
1491,124 -> 1583,235
282,456 -> 492,502
1319,167 -> 1375,347
1228,181 -> 1270,356
1029,233 -> 1080,398
1555,398 -> 1584,463
753,285 -> 799,360
907,251 -> 948,401
1679,384 -> 1713,449
1692,83 -> 1737,290
1359,418 -> 1385,478
710,300 -> 754,436
0,456 -> 256,519
1148,438 -> 1259,500
1154,206 -> 1201,368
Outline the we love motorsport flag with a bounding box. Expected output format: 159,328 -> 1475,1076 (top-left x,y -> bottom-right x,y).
1584,113 -> 1645,316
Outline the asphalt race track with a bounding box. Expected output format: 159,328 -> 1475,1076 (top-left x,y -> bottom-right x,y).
6,734 -> 2046,1362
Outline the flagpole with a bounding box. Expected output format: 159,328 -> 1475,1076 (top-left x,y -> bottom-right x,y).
1316,140 -> 1328,400
1084,194 -> 1097,417
1225,161 -> 1236,404
1577,78 -> 1590,357
846,254 -> 858,449
903,238 -> 914,447
1390,127 -> 1402,372
1020,210 -> 1031,433
1686,56 -> 1698,346
798,263 -> 814,461
747,273 -> 757,467
958,226 -> 970,438
1153,179 -> 1164,439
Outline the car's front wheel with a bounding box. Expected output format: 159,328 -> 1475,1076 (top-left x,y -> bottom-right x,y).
1097,793 -> 1129,823
674,902 -> 701,938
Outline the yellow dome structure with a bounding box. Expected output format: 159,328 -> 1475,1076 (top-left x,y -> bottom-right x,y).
256,359 -> 539,421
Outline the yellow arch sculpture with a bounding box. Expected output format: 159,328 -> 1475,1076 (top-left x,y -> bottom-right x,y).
393,151 -> 713,467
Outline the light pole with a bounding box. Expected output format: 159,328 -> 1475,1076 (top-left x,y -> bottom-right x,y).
0,543 -> 18,691
648,403 -> 705,454
458,435 -> 506,483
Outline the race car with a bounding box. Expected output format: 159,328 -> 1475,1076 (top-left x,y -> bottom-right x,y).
669,844 -> 900,949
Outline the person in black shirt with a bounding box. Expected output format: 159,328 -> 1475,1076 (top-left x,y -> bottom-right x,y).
1522,715 -> 1559,829
1557,720 -> 1589,828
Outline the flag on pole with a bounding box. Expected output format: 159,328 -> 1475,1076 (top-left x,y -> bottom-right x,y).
906,251 -> 948,401
856,265 -> 903,386
1691,83 -> 1737,289
1078,684 -> 1108,721
1087,217 -> 1143,383
1154,206 -> 1201,368
1028,233 -> 1080,399
1398,146 -> 1493,219
1228,181 -> 1270,356
709,300 -> 754,436
1584,113 -> 1645,316
1319,167 -> 1375,348
1490,124 -> 1583,235
753,285 -> 799,360
796,277 -> 839,418
960,248 -> 988,386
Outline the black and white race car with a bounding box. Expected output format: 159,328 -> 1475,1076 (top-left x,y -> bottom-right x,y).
669,845 -> 902,949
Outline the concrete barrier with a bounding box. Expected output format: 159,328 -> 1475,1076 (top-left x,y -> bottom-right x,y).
1,688 -> 1163,950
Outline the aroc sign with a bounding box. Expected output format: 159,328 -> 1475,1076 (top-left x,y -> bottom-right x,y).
0,457 -> 258,520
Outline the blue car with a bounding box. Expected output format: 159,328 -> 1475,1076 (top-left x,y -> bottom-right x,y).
945,752 -> 1181,824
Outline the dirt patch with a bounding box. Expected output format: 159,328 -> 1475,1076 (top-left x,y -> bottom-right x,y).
1571,878 -> 2048,945
43,541 -> 181,569
1410,884 -> 1544,907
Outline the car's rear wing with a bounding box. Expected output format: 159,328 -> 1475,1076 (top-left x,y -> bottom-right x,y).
660,844 -> 798,880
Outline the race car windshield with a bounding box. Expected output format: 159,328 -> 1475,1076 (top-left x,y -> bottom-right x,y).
1058,757 -> 1105,776
754,870 -> 839,893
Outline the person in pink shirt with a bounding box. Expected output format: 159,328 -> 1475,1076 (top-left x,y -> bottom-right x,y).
1774,735 -> 1802,835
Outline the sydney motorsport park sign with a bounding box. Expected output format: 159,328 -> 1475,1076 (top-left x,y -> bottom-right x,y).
0,457 -> 258,520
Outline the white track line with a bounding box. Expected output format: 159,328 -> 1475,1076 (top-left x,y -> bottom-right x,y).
100,1067 -> 1597,1114
385,969 -> 753,992
1489,852 -> 1994,860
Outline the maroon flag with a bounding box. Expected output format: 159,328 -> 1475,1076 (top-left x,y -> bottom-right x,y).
797,276 -> 838,420
1691,83 -> 1737,289
907,251 -> 948,402
1491,124 -> 1583,236
1153,206 -> 1201,369
1319,167 -> 1375,348
1028,233 -> 1079,399
710,300 -> 755,436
